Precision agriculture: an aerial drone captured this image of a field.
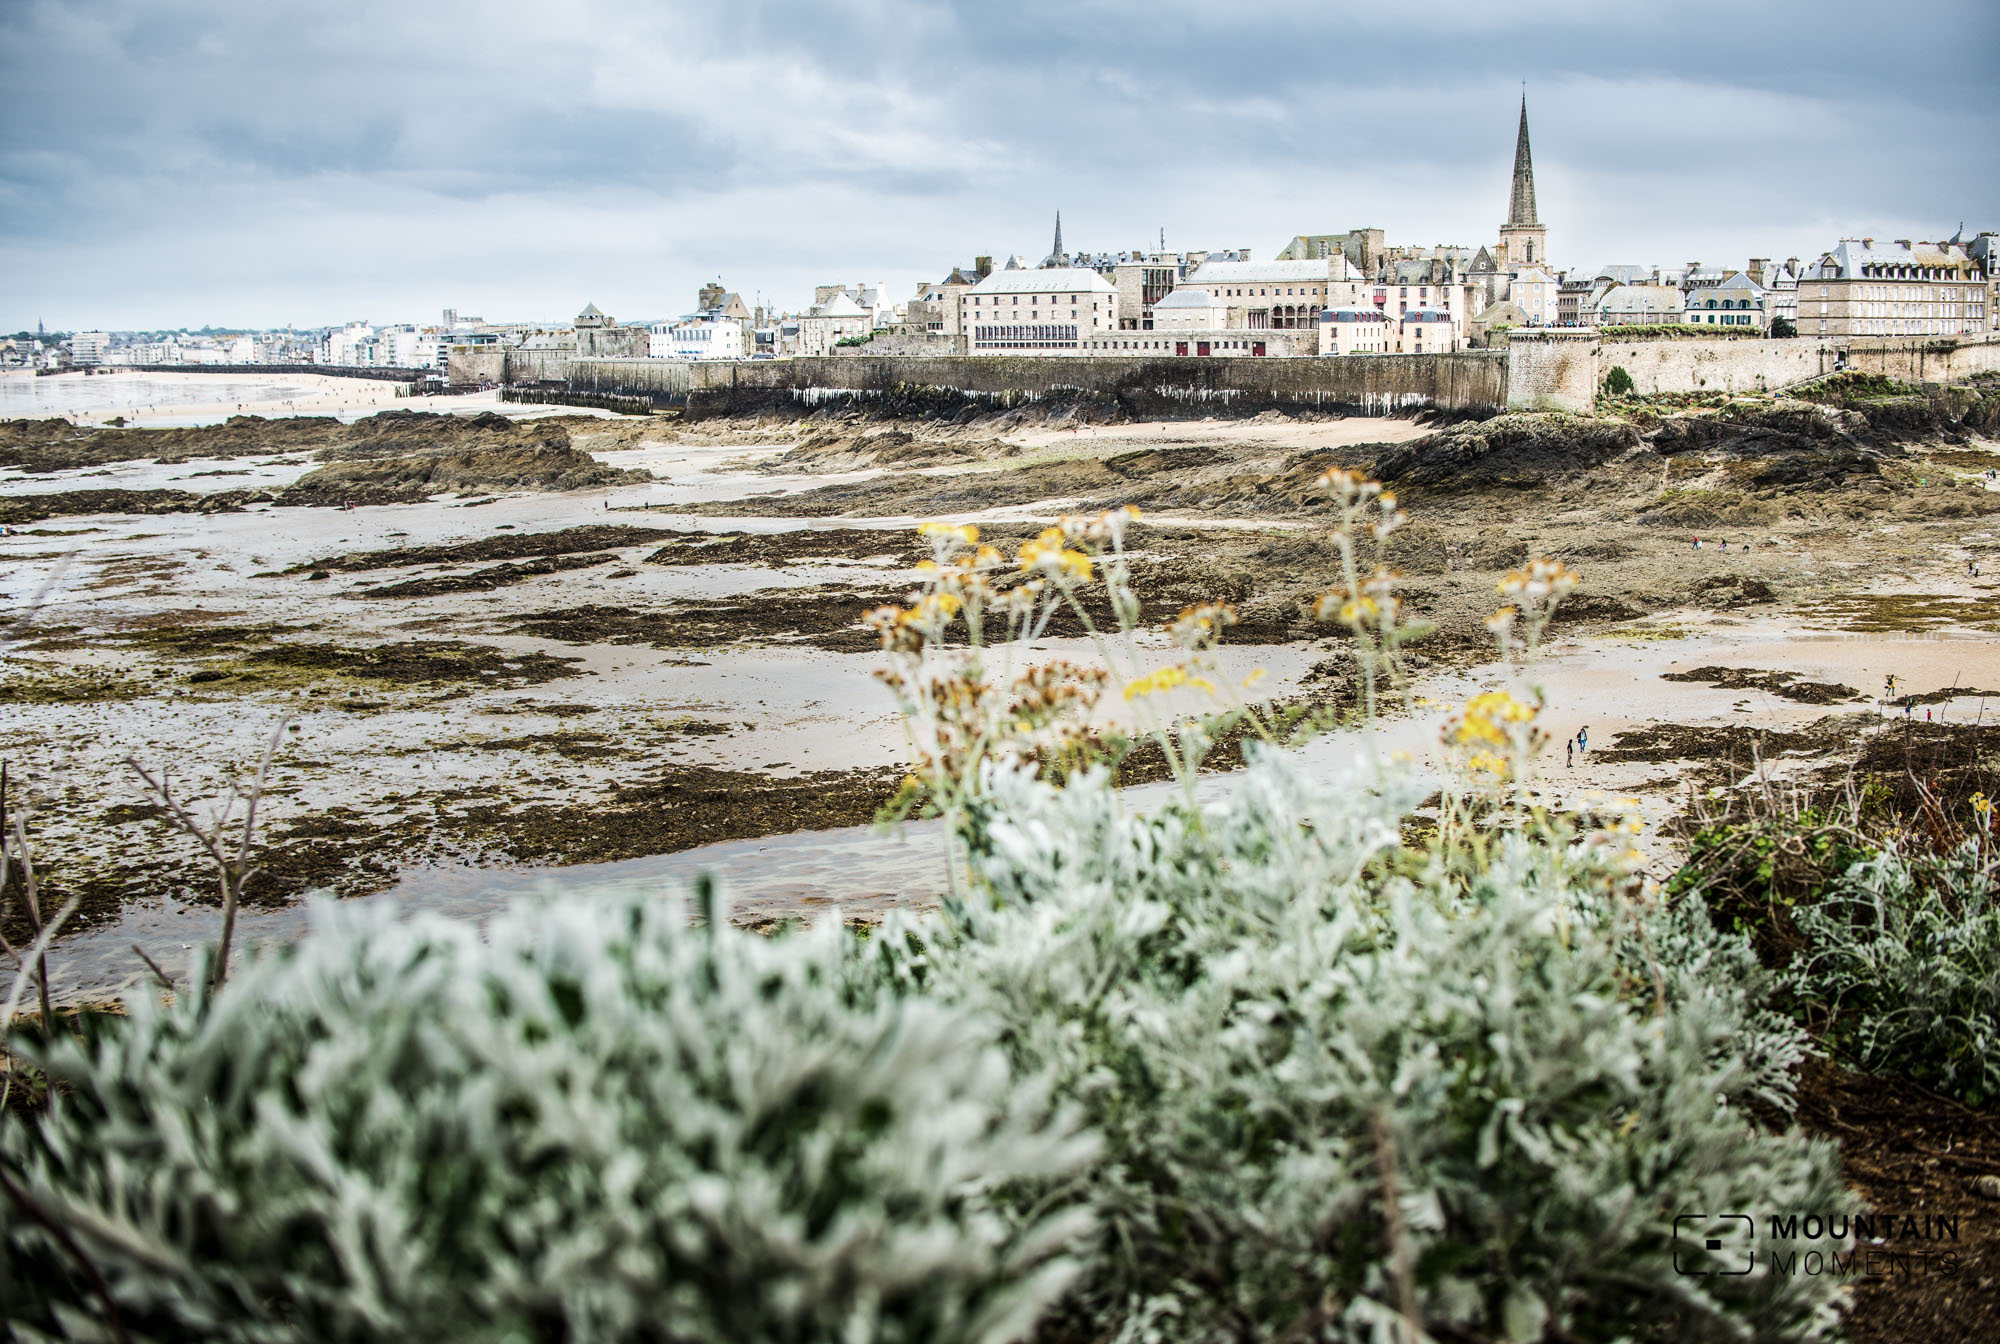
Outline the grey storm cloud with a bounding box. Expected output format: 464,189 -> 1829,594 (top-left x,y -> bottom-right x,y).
3,0 -> 1996,330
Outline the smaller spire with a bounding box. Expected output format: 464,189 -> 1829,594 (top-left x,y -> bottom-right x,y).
1053,210 -> 1064,261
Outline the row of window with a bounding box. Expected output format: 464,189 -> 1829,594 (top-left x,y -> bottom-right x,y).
969,295 -> 1096,305
1083,339 -> 1270,352
973,325 -> 1080,346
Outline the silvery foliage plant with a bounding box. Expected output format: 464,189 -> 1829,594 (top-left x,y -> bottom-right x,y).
0,889 -> 1095,1343
881,749 -> 1850,1344
1790,838 -> 2000,1104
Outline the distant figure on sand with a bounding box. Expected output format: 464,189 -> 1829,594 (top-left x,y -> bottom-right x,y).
1578,725 -> 1589,753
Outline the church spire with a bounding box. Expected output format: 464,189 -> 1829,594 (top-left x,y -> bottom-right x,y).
1052,210 -> 1064,262
1508,94 -> 1538,227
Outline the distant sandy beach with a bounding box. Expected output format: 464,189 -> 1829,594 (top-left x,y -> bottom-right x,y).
0,368 -> 600,428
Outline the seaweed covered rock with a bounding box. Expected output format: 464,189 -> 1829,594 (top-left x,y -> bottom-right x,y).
282,417 -> 649,503
1372,412 -> 1646,490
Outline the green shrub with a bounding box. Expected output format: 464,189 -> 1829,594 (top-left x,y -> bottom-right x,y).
1604,364 -> 1636,396
1789,839 -> 2000,1104
889,754 -> 1848,1343
0,892 -> 1094,1342
1771,317 -> 1798,338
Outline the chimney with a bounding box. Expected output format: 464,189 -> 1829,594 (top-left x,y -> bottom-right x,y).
1748,258 -> 1768,286
975,256 -> 992,279
1240,248 -> 1252,261
1784,256 -> 1799,276
1895,239 -> 1913,251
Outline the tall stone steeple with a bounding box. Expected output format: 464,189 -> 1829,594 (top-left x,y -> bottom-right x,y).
1508,96 -> 1537,226
1497,92 -> 1548,271
1052,211 -> 1064,262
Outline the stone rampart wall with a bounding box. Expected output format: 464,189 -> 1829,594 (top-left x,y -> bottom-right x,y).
126,362 -> 431,382
447,346 -> 506,386
1504,333 -> 1598,412
1595,338 -> 1839,396
1845,336 -> 2000,383
669,353 -> 1507,419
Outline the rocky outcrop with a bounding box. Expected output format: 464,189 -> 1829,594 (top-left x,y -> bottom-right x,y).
1372,413 -> 1646,490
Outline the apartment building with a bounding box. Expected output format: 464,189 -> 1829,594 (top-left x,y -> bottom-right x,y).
959,267 -> 1118,354
1177,258 -> 1353,330
1796,238 -> 1989,339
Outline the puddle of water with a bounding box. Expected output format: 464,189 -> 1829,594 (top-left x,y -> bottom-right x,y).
43,718 -> 1435,1005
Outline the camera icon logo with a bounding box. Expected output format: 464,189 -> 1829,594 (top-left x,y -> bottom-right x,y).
1674,1214 -> 1755,1275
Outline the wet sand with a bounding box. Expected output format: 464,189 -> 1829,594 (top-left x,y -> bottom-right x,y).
9,391 -> 2000,1000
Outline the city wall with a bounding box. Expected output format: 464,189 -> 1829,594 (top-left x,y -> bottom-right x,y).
1593,338 -> 1840,396
454,332 -> 2000,423
127,362 -> 433,383
1844,336 -> 2000,383
1502,332 -> 1598,412
1511,332 -> 2000,411
516,352 -> 1509,419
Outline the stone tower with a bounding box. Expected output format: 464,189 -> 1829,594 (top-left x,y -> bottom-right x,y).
1496,95 -> 1547,270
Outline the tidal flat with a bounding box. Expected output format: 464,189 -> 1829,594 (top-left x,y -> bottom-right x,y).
9,377 -> 2000,1002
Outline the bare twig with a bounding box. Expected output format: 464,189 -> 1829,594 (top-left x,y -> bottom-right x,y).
0,868 -> 81,1032
2,813 -> 57,1030
1371,1109 -> 1422,1344
130,944 -> 175,993
124,714 -> 291,993
0,1163 -> 135,1344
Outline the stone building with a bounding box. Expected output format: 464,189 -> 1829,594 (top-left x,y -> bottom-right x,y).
1467,301 -> 1530,347
1508,264 -> 1560,327
1590,284 -> 1685,325
1109,251 -> 1218,330
1682,271 -> 1768,332
1320,308 -> 1393,355
1796,238 -> 1989,339
1149,287 -> 1228,330
908,259 -> 992,339
1178,257 -> 1351,330
1398,309 -> 1457,354
795,291 -> 874,357
1275,228 -> 1386,274
960,267 -> 1118,354
1969,233 -> 2000,332
573,303 -> 649,358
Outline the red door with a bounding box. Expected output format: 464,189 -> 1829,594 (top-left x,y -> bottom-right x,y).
1252,342 -> 1266,356
1197,341 -> 1211,356
1176,342 -> 1188,356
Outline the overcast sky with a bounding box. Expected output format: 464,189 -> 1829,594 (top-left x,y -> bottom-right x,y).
5,0 -> 1996,332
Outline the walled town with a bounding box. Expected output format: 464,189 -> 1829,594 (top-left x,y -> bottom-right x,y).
8,61 -> 2000,1344
13,99 -> 1995,398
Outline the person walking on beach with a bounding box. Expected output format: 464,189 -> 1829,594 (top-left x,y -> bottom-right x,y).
1566,739 -> 1573,769
1578,725 -> 1589,754
1693,536 -> 1701,551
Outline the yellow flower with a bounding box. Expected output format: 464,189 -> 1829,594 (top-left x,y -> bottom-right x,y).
1019,528 -> 1094,580
919,521 -> 979,544
1466,690 -> 1537,724
1975,792 -> 1992,816
1241,668 -> 1268,689
1122,665 -> 1218,701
